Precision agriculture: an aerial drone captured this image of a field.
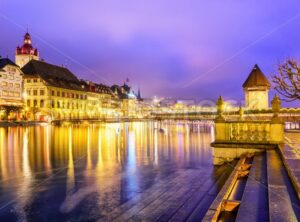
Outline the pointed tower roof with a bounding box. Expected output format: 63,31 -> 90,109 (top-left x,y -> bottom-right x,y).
242,64 -> 270,88
16,32 -> 39,56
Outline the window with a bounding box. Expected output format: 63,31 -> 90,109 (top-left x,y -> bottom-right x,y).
2,91 -> 8,96
51,100 -> 55,108
57,101 -> 60,108
33,100 -> 37,107
57,91 -> 60,97
8,83 -> 13,88
15,83 -> 20,89
76,94 -> 79,99
27,79 -> 31,83
27,89 -> 31,95
62,92 -> 65,97
1,81 -> 7,87
27,100 -> 30,107
14,92 -> 20,97
51,90 -> 55,96
33,79 -> 38,83
33,90 -> 38,96
40,100 -> 44,108
40,90 -> 45,96
2,74 -> 7,79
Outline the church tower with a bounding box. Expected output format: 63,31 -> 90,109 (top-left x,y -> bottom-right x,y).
15,32 -> 39,68
243,64 -> 270,110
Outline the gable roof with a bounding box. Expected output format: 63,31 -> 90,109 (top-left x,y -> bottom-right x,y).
0,58 -> 19,69
242,64 -> 270,88
21,59 -> 84,90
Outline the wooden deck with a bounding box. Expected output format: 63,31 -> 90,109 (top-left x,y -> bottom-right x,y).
97,163 -> 235,222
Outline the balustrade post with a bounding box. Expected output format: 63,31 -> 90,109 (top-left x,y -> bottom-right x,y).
215,96 -> 227,141
270,95 -> 284,143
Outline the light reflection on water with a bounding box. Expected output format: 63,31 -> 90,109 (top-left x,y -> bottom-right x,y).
0,121 -> 215,221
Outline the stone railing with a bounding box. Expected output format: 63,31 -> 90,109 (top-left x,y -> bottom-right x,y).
214,95 -> 284,144
215,120 -> 284,144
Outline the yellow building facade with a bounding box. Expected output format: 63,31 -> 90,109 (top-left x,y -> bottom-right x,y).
22,61 -> 118,121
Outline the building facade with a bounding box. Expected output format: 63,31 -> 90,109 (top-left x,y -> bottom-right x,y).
243,64 -> 270,110
0,58 -> 23,119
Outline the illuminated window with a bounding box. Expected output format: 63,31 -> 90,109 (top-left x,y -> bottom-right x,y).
15,83 -> 21,88
62,92 -> 65,97
57,101 -> 60,108
33,100 -> 37,107
33,79 -> 38,83
40,100 -> 44,108
51,90 -> 55,96
57,91 -> 60,97
1,81 -> 7,87
33,90 -> 38,96
27,89 -> 31,95
40,89 -> 45,96
27,79 -> 31,83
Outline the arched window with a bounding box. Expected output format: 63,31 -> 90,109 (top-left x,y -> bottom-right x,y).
33,100 -> 37,107
40,100 -> 44,108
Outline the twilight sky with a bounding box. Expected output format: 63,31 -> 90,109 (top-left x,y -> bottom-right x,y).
1,0 -> 300,106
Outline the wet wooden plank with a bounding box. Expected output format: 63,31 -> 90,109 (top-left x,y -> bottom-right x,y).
267,150 -> 297,222
111,170 -> 197,222
236,154 -> 269,222
128,170 -> 206,221
186,164 -> 235,222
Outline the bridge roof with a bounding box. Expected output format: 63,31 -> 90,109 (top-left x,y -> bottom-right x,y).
243,64 -> 270,88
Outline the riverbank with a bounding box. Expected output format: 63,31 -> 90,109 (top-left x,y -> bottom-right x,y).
0,121 -> 49,127
0,118 -> 154,127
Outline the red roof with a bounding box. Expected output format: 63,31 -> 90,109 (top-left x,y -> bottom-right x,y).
16,32 -> 38,56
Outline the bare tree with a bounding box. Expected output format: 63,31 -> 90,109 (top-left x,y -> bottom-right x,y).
272,59 -> 300,102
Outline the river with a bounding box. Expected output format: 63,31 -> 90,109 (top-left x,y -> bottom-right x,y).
0,121 -> 232,221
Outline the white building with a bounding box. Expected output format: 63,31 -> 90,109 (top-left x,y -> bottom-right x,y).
0,58 -> 23,118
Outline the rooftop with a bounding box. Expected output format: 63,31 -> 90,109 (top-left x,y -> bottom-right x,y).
242,64 -> 270,88
0,58 -> 19,69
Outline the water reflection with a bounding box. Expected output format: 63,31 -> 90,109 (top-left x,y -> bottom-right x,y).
0,121 -> 215,221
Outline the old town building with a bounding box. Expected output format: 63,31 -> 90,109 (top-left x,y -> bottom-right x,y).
22,59 -> 118,120
0,58 -> 23,119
